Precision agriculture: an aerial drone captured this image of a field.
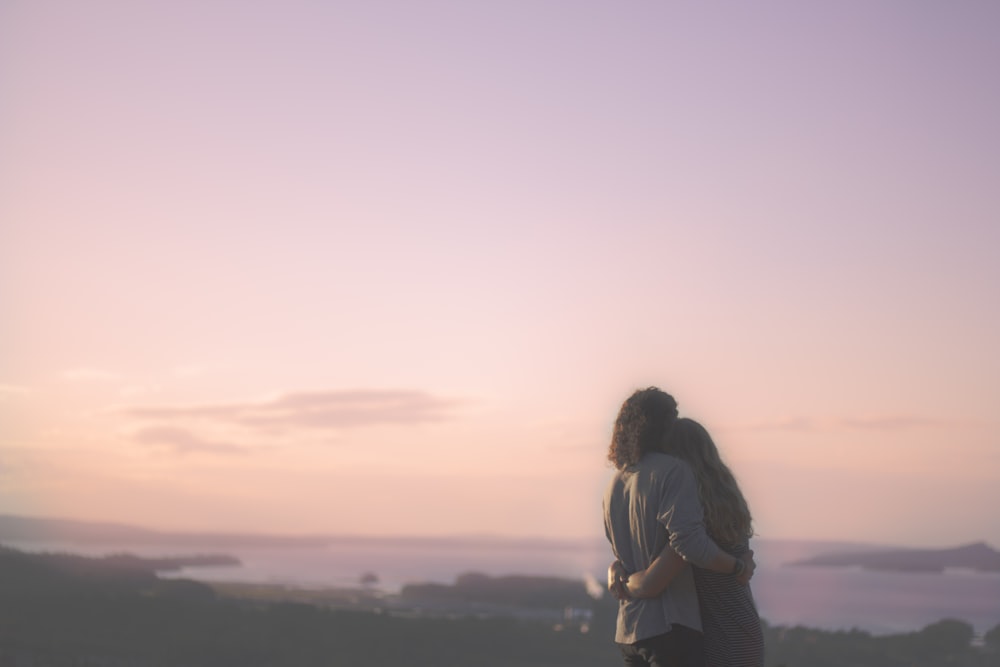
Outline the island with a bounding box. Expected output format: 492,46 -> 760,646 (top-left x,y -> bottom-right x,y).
788,541 -> 1000,573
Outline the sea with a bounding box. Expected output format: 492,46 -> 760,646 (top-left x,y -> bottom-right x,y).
6,537 -> 999,637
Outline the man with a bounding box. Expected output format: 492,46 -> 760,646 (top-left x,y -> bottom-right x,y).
604,387 -> 754,667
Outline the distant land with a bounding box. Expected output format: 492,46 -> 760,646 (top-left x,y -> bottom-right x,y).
0,514 -> 596,550
0,544 -> 238,575
0,513 -> 330,548
0,543 -> 586,618
789,542 -> 1000,573
2,541 -> 998,667
4,514 -> 997,576
0,514 -> 882,559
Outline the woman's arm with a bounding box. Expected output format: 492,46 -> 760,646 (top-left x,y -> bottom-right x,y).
625,548 -> 688,599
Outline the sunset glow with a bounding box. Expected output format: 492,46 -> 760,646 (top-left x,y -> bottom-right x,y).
2,1 -> 998,547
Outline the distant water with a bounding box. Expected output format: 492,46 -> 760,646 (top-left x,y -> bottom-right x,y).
7,538 -> 999,636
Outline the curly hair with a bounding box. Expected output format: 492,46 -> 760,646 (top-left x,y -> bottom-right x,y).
663,418 -> 753,546
607,387 -> 679,470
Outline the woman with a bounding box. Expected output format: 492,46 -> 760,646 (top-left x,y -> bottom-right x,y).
610,418 -> 764,667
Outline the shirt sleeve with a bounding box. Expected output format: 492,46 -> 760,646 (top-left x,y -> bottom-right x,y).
656,458 -> 724,567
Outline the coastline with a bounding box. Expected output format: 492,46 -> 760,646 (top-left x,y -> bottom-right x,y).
8,537 -> 1000,637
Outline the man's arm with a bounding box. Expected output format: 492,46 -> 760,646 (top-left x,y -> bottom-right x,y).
624,548 -> 687,598
697,549 -> 756,585
615,548 -> 755,598
608,550 -> 755,601
606,550 -> 685,601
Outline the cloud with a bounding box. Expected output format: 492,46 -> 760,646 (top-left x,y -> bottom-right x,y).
0,447 -> 53,477
0,384 -> 32,399
118,384 -> 161,399
171,365 -> 205,378
61,368 -> 120,382
122,389 -> 463,432
737,415 -> 956,433
738,417 -> 820,432
837,416 -> 948,430
132,426 -> 246,455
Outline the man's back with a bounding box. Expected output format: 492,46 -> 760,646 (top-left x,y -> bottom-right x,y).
603,452 -> 710,643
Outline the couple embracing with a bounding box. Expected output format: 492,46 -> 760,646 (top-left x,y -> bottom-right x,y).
603,387 -> 764,667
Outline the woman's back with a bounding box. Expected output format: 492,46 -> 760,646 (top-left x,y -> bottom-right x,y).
664,419 -> 763,667
692,542 -> 764,667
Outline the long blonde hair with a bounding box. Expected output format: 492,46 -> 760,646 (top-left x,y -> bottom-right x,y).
663,418 -> 753,546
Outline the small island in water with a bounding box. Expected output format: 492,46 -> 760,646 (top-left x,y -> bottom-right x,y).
789,541 -> 1000,573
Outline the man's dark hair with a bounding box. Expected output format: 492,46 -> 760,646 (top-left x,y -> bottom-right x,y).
607,387 -> 678,470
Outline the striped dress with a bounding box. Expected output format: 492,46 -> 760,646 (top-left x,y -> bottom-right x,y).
691,542 -> 764,667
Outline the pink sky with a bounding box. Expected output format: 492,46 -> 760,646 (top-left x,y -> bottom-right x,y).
2,1 -> 998,548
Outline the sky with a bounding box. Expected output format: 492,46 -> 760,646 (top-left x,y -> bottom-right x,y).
2,1 -> 998,548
